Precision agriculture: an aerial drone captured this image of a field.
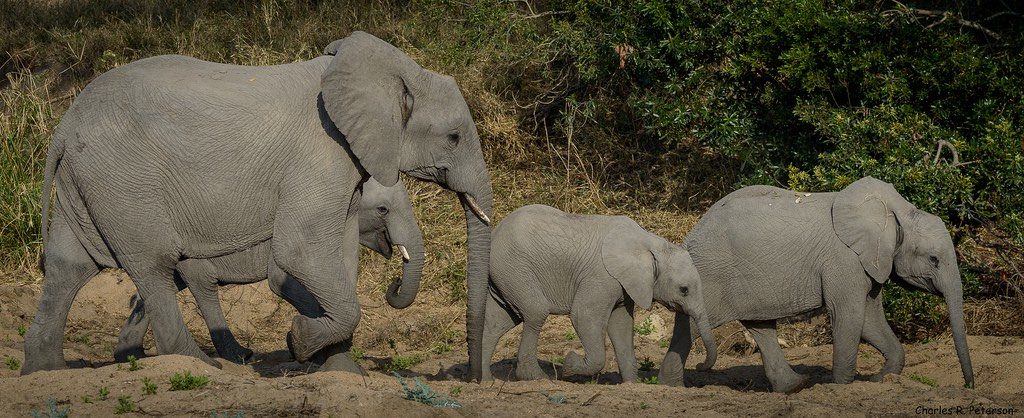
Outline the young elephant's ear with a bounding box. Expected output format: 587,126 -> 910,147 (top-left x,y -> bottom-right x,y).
601,217 -> 655,310
832,176 -> 914,283
320,31 -> 423,187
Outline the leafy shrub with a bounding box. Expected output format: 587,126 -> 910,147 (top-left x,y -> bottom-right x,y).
634,317 -> 655,336
142,377 -> 157,395
169,371 -> 209,391
115,396 -> 135,414
5,356 -> 20,370
30,399 -> 69,418
394,373 -> 462,408
384,354 -> 424,373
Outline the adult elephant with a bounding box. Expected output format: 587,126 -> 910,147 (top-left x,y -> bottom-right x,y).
658,177 -> 973,392
24,32 -> 493,380
113,178 -> 426,365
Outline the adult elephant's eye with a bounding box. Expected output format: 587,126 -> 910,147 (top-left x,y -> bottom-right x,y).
377,206 -> 388,215
447,132 -> 460,146
929,255 -> 940,268
679,286 -> 689,296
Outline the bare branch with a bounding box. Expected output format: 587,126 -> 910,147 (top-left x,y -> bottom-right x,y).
934,139 -> 961,166
904,6 -> 1003,40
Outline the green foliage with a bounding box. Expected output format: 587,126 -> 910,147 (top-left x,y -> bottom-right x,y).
910,373 -> 938,387
384,354 -> 424,373
545,393 -> 566,404
115,396 -> 135,415
640,375 -> 658,385
169,371 -> 210,391
563,330 -> 577,341
30,399 -> 69,418
638,356 -> 654,372
98,387 -> 110,401
349,347 -> 367,361
448,385 -> 462,397
142,377 -> 157,395
17,325 -> 27,337
394,372 -> 462,408
5,356 -> 20,370
127,355 -> 142,371
634,317 -> 655,336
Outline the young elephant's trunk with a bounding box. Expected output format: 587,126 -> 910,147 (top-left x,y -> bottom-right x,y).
694,313 -> 717,371
937,272 -> 974,388
384,213 -> 426,309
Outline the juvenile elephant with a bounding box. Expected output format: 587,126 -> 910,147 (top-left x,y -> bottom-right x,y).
113,178 -> 424,365
25,32 -> 494,378
658,177 -> 974,392
481,205 -> 716,382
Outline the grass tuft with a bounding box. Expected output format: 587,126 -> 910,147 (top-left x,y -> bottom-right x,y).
169,371 -> 210,391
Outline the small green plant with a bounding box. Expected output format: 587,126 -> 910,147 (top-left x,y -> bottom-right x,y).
81,395 -> 93,404
563,330 -> 577,341
114,396 -> 135,414
127,355 -> 143,371
17,325 -> 27,337
142,377 -> 157,395
658,339 -> 669,348
545,392 -> 566,404
634,317 -> 655,336
430,341 -> 451,355
640,376 -> 658,385
349,347 -> 366,361
5,356 -> 20,370
640,402 -> 649,410
449,385 -> 462,397
551,355 -> 565,365
98,387 -> 110,401
384,354 -> 423,372
394,373 -> 462,408
30,399 -> 70,418
910,373 -> 938,388
68,334 -> 90,344
169,371 -> 210,391
638,357 -> 654,372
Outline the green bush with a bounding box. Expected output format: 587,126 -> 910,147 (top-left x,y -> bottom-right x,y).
169,371 -> 209,391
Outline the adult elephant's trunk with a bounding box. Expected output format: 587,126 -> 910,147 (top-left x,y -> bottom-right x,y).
937,272 -> 974,388
694,313 -> 717,371
458,170 -> 493,382
384,215 -> 426,309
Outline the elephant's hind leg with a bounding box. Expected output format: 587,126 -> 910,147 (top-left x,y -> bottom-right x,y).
120,256 -> 219,368
861,290 -> 904,380
177,259 -> 253,363
481,294 -> 520,381
23,213 -> 100,375
565,298 -> 613,378
607,302 -> 638,383
741,320 -> 809,393
114,293 -> 154,362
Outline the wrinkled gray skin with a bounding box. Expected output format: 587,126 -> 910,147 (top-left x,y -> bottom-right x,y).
481,205 -> 716,382
23,32 -> 493,378
658,177 -> 974,392
113,178 -> 425,365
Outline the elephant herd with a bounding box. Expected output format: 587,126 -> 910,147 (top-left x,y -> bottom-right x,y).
23,31 -> 973,393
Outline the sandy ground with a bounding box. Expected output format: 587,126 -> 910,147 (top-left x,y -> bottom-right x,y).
1,271 -> 1022,417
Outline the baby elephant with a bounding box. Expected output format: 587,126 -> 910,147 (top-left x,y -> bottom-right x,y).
481,204 -> 716,382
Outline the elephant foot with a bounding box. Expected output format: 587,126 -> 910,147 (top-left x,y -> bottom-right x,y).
657,360 -> 686,387
771,373 -> 810,394
113,344 -> 148,363
287,316 -> 330,363
217,345 -> 254,365
515,361 -> 549,380
319,353 -> 367,376
870,369 -> 901,382
20,357 -> 67,376
564,351 -> 600,376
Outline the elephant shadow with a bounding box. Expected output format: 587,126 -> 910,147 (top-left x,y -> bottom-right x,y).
675,364 -> 833,392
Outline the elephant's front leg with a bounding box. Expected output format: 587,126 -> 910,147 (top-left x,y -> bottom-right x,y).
565,300 -> 613,377
606,302 -> 638,383
825,290 -> 867,384
861,287 -> 904,380
314,210 -> 366,375
274,193 -> 361,365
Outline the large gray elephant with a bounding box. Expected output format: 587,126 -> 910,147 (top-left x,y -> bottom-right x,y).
113,177 -> 425,365
481,205 -> 716,382
658,177 -> 973,392
24,32 -> 493,379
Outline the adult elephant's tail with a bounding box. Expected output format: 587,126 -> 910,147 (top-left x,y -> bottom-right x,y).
38,130 -> 66,273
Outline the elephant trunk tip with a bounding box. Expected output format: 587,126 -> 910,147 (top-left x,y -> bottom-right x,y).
385,280 -> 414,309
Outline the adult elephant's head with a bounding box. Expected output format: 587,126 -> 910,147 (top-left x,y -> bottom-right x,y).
833,176 -> 973,388
358,177 -> 425,310
321,32 -> 492,381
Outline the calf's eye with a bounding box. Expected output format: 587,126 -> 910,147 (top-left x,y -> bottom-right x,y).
929,255 -> 940,268
377,206 -> 388,215
679,286 -> 689,296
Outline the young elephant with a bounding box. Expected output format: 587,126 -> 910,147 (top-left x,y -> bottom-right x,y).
658,176 -> 974,392
113,178 -> 425,366
481,204 -> 716,382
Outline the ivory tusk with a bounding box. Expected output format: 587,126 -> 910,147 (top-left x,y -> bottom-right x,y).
397,245 -> 410,263
463,194 -> 491,226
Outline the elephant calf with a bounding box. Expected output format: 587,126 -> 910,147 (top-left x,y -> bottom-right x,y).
481,204 -> 716,382
114,178 -> 425,369
658,176 -> 974,392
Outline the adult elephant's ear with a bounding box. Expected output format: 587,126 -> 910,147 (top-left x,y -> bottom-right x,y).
602,217 -> 655,310
321,31 -> 423,187
832,176 -> 914,283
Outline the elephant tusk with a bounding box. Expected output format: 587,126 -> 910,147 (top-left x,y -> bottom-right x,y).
464,194 -> 491,226
397,245 -> 410,263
